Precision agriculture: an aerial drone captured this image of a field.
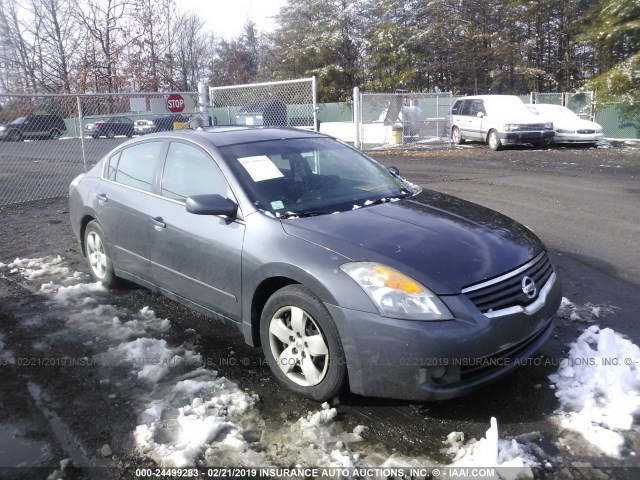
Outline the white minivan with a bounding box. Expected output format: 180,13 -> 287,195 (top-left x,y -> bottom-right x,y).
450,95 -> 554,150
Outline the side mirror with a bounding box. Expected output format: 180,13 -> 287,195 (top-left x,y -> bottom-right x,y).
387,166 -> 400,177
476,112 -> 485,118
186,194 -> 238,218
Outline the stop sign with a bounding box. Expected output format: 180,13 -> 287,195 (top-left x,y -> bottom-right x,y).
167,94 -> 185,113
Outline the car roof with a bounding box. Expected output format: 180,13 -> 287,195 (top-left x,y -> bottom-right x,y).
136,127 -> 326,148
455,95 -> 522,102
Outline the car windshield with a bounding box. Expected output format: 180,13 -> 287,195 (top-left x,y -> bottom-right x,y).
220,137 -> 415,217
10,116 -> 27,124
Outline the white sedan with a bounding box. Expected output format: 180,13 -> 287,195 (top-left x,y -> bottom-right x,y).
527,103 -> 604,144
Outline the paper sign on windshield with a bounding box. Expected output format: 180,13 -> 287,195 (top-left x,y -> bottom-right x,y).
238,156 -> 284,182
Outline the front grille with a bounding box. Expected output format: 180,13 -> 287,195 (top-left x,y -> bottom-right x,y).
518,124 -> 549,131
462,252 -> 553,314
577,129 -> 595,134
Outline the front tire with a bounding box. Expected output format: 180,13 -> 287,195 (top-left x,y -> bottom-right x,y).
488,130 -> 503,151
106,130 -> 115,139
260,285 -> 346,401
451,126 -> 465,145
49,129 -> 61,140
84,221 -> 118,288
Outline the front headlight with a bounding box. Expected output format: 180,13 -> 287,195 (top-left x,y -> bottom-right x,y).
555,128 -> 575,133
502,123 -> 519,131
340,262 -> 453,320
544,122 -> 553,129
0,126 -> 6,131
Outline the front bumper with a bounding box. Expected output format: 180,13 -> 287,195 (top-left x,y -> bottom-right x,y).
499,130 -> 554,145
553,133 -> 604,143
327,269 -> 561,401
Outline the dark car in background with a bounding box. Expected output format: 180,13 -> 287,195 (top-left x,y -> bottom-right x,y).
69,127 -> 561,402
134,115 -> 190,135
84,117 -> 135,139
235,99 -> 287,126
0,114 -> 67,141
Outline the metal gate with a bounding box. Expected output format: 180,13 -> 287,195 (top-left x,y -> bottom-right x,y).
354,89 -> 453,150
209,78 -> 317,130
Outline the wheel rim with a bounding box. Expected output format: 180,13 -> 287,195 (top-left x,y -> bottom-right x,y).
107,130 -> 115,138
268,305 -> 329,387
9,131 -> 20,141
452,127 -> 460,143
86,231 -> 108,279
489,132 -> 498,149
50,129 -> 60,139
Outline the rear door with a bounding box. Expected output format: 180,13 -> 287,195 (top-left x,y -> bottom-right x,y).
97,140 -> 166,281
456,100 -> 475,139
148,141 -> 245,320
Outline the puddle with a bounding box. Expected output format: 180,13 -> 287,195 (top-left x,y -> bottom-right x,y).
0,426 -> 50,467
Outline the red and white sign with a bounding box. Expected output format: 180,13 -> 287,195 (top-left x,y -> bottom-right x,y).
167,94 -> 185,113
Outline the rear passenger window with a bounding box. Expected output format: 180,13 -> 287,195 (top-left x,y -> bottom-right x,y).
161,142 -> 227,201
460,100 -> 471,116
114,141 -> 163,192
106,152 -> 120,180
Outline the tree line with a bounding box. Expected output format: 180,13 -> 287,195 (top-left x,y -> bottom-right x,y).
0,0 -> 637,108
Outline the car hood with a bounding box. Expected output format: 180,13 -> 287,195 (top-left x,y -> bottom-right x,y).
281,190 -> 543,294
556,118 -> 601,131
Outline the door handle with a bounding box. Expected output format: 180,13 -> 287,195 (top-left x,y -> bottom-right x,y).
150,216 -> 166,230
95,193 -> 107,202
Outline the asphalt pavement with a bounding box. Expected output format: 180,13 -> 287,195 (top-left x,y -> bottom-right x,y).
0,141 -> 639,478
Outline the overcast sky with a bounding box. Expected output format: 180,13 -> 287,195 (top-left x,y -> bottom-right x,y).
175,0 -> 287,40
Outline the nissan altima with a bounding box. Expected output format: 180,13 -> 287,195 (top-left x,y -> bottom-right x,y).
69,127 -> 561,401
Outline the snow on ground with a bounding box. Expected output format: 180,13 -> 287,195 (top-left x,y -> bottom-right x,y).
3,256 -> 556,473
558,297 -> 618,323
549,325 -> 640,457
443,418 -> 538,479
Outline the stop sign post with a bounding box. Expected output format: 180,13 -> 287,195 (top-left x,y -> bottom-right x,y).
167,94 -> 185,113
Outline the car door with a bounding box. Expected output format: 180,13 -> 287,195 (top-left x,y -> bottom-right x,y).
468,100 -> 487,140
456,100 -> 475,139
148,141 -> 244,320
97,140 -> 166,281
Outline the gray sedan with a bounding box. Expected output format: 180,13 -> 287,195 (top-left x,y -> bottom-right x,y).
69,127 -> 561,401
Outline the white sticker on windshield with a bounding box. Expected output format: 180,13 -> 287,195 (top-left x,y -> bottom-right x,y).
238,155 -> 284,182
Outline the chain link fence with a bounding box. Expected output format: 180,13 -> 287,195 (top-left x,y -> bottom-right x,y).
534,92 -> 595,120
0,92 -> 201,205
209,78 -> 317,129
354,90 -> 453,150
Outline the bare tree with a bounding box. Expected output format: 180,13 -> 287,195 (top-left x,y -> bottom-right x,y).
76,0 -> 132,92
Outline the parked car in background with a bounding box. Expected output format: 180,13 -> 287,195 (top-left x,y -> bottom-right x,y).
84,117 -> 134,139
450,95 -> 554,150
526,104 -> 604,145
235,99 -> 287,126
0,113 -> 66,141
134,115 -> 190,135
69,127 -> 561,402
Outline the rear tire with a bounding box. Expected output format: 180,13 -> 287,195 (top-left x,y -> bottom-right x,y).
7,130 -> 22,142
106,130 -> 115,139
488,130 -> 503,151
84,221 -> 118,288
260,285 -> 346,401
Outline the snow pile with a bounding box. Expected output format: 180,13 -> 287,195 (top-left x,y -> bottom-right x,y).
558,297 -> 618,323
443,417 -> 537,479
549,325 -> 640,457
8,256 -> 72,280
134,367 -> 263,468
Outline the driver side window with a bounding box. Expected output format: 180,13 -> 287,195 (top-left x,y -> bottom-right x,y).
161,142 -> 227,201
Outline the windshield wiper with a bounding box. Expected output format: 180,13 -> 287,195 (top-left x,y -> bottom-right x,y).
280,209 -> 332,219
